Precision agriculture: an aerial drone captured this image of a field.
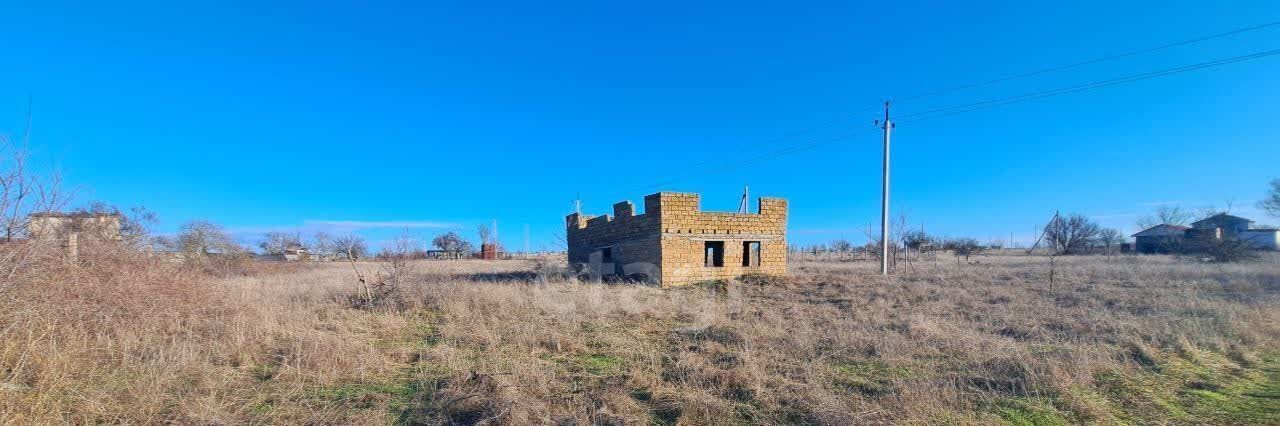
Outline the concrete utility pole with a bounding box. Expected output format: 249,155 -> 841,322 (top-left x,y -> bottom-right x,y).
878,101 -> 893,275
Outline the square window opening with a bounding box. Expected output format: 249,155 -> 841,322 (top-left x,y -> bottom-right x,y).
704,241 -> 724,267
600,247 -> 613,263
742,241 -> 761,267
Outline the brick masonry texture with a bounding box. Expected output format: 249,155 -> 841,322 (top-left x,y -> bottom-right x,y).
566,192 -> 787,287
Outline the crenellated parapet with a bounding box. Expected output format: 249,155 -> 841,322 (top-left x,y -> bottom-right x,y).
566,192 -> 788,286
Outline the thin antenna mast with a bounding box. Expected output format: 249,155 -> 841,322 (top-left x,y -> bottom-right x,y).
738,185 -> 750,213
23,95 -> 32,146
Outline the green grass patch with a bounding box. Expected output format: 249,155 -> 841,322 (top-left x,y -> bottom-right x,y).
1091,350 -> 1280,425
372,309 -> 444,350
991,398 -> 1070,426
247,399 -> 276,415
302,362 -> 451,418
831,361 -> 909,396
546,351 -> 627,388
574,353 -> 625,376
306,380 -> 417,409
248,363 -> 278,381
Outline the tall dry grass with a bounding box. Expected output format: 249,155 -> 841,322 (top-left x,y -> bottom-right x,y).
2,245 -> 1278,424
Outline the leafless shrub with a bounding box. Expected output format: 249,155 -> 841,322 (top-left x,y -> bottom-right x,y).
1261,178 -> 1280,218
0,138 -> 71,288
347,231 -> 414,311
1187,235 -> 1259,263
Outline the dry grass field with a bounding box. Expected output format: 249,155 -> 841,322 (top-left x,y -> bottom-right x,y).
2,247 -> 1279,425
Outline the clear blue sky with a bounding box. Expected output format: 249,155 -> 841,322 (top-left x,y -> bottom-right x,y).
2,1 -> 1278,250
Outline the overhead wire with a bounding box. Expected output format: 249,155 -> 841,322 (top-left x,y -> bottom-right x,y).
600,21 -> 1280,199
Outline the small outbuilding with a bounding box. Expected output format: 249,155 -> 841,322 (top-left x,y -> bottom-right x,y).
1239,228 -> 1280,250
1131,224 -> 1189,254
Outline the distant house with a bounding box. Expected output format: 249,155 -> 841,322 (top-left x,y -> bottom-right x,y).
1132,224 -> 1189,254
283,245 -> 308,261
1190,214 -> 1253,236
1133,213 -> 1279,253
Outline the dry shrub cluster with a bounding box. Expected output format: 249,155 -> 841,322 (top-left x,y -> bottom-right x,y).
2,244 -> 1278,424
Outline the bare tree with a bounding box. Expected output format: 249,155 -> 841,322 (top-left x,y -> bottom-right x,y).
333,234 -> 368,260
1195,201 -> 1234,221
477,224 -> 492,246
829,239 -> 852,253
0,136 -> 70,242
1136,205 -> 1192,229
259,231 -> 302,255
432,231 -> 472,256
1045,213 -> 1101,255
124,206 -> 159,248
0,135 -> 71,286
1260,179 -> 1280,218
944,238 -> 984,261
175,220 -> 241,256
902,230 -> 931,251
73,201 -> 158,248
310,231 -> 334,259
1097,228 -> 1124,252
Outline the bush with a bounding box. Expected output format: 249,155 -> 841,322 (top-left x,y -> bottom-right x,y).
1187,236 -> 1259,263
944,238 -> 985,260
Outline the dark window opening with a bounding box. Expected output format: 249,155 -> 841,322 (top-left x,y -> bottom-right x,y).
600,247 -> 613,263
704,241 -> 724,267
742,241 -> 761,267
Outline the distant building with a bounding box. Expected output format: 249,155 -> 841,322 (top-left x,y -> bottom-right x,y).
1190,213 -> 1253,236
282,245 -> 308,261
27,212 -> 124,259
28,212 -> 123,242
1132,213 -> 1279,252
1131,224 -> 1189,254
479,243 -> 500,260
1240,228 -> 1280,251
566,192 -> 787,286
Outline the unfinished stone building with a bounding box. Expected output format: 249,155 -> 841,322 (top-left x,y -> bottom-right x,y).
27,212 -> 123,258
28,212 -> 122,242
566,192 -> 787,286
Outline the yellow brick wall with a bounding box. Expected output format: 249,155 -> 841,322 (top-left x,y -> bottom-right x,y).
650,192 -> 787,286
568,192 -> 788,287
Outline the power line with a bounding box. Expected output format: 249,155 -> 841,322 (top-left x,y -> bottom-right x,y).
629,126 -> 880,194
897,47 -> 1280,123
594,21 -> 1280,205
890,19 -> 1280,104
623,47 -> 1278,194
603,28 -> 1280,199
